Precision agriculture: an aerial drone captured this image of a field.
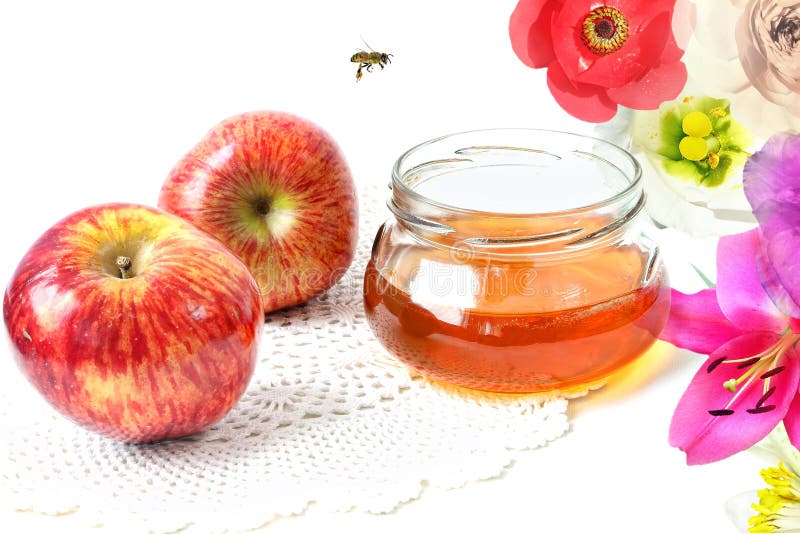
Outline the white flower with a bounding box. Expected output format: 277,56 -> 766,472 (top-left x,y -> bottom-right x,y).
748,424 -> 800,533
686,0 -> 800,137
594,94 -> 757,237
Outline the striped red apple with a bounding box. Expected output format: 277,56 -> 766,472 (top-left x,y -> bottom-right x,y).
159,111 -> 358,313
3,204 -> 263,442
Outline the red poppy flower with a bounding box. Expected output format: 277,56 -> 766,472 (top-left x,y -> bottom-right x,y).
510,0 -> 689,122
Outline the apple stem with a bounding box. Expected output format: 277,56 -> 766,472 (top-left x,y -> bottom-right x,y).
116,256 -> 132,279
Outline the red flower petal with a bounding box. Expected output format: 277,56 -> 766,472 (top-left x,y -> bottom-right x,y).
611,0 -> 681,22
509,0 -> 560,68
551,4 -> 674,88
545,60 -> 617,122
658,31 -> 686,65
660,288 -> 745,355
716,230 -> 787,333
669,331 -> 797,465
605,56 -> 687,109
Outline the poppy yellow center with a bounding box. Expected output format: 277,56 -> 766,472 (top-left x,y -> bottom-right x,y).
581,7 -> 629,56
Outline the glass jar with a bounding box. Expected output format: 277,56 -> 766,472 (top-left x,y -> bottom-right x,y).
364,129 -> 670,393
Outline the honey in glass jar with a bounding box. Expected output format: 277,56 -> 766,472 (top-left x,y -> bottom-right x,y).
364,129 -> 670,393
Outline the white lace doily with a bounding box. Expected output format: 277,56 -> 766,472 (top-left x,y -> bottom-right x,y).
0,185 -> 571,533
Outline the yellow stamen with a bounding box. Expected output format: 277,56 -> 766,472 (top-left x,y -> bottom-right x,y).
683,111 -> 713,137
749,463 -> 800,533
708,106 -> 728,118
708,152 -> 720,169
581,7 -> 629,56
679,136 -> 709,161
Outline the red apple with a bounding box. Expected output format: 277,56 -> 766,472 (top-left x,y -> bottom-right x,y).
3,204 -> 263,442
158,111 -> 358,313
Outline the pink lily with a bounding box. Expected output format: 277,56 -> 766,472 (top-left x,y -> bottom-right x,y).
665,230 -> 800,465
664,133 -> 800,465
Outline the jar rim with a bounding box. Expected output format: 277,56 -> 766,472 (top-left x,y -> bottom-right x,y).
391,127 -> 642,218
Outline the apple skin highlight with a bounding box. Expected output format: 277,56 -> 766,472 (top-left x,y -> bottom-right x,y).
3,204 -> 263,443
159,111 -> 359,313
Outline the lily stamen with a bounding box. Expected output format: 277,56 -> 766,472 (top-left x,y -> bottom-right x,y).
756,386 -> 778,408
738,356 -> 764,369
715,334 -> 800,416
762,366 -> 787,380
723,355 -> 775,394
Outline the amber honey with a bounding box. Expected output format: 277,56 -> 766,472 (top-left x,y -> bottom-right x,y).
364,237 -> 669,393
368,128 -> 670,393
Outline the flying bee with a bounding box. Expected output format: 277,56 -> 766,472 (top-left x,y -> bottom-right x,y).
350,40 -> 392,81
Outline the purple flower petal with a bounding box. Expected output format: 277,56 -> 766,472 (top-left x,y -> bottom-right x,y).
716,230 -> 786,332
744,133 -> 800,318
756,235 -> 800,320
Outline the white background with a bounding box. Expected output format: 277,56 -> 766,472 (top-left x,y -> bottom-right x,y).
0,1 -> 764,533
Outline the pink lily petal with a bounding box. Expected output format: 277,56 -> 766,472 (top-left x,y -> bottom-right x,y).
669,331 -> 797,465
509,0 -> 559,69
744,134 -> 800,318
781,358 -> 800,450
605,57 -> 688,110
716,230 -> 787,333
545,60 -> 617,122
792,317 -> 800,333
660,288 -> 745,355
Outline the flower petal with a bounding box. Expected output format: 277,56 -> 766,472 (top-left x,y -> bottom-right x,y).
732,89 -> 800,151
756,240 -> 800,320
611,0 -> 680,21
716,230 -> 787,333
660,288 -> 745,354
683,37 -> 751,95
693,0 -> 741,61
669,331 -> 798,465
605,58 -> 687,110
781,366 -> 800,451
734,2 -> 800,114
639,159 -> 754,236
670,0 -> 696,55
744,134 -> 800,318
552,7 -> 672,89
509,0 -> 559,68
545,60 -> 617,122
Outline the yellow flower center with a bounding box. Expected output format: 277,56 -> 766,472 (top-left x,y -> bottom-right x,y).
683,111 -> 713,138
677,111 -> 722,164
581,7 -> 629,56
679,136 -> 709,161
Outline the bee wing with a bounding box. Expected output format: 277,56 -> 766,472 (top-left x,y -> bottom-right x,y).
360,36 -> 375,52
